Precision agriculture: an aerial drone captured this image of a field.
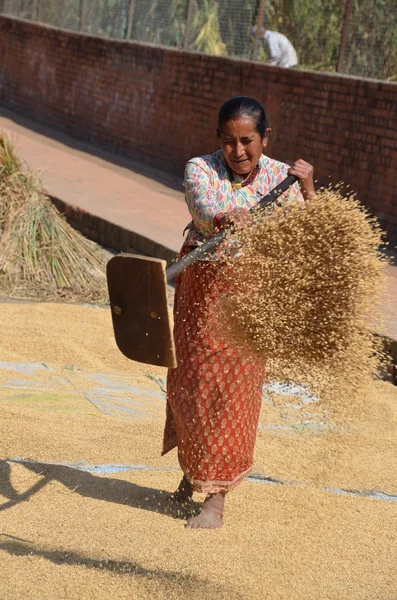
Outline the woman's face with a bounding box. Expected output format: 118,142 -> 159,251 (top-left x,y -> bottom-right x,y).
219,116 -> 267,176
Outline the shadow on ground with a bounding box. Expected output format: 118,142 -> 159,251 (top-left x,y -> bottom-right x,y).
0,533 -> 242,598
0,459 -> 243,597
0,460 -> 200,520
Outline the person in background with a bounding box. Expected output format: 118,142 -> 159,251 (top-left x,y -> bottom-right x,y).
252,25 -> 298,68
163,96 -> 314,529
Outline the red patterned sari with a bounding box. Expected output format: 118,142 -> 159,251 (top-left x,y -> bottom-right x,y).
162,260 -> 266,494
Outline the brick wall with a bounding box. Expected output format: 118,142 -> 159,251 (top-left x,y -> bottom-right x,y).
1,15 -> 396,244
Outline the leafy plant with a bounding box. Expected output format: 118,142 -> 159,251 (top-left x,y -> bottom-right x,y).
2,0 -> 396,79
189,0 -> 227,55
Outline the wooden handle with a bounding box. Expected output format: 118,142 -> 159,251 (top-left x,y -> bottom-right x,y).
166,174 -> 298,282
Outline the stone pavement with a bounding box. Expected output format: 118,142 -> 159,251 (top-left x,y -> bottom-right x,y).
0,106 -> 396,345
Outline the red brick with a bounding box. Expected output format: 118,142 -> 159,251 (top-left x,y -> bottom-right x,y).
0,14 -> 396,242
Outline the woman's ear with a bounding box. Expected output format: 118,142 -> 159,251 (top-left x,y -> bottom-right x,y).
263,127 -> 272,148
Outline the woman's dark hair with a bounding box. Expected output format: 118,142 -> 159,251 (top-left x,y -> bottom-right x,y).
217,96 -> 268,138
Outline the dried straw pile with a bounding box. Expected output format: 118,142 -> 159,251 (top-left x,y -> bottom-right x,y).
0,134 -> 108,303
217,187 -> 388,412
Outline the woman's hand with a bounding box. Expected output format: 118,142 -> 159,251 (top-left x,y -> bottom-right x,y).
289,159 -> 316,200
219,208 -> 252,229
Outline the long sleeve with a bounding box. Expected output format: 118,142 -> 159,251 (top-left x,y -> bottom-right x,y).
184,159 -> 220,237
264,32 -> 282,65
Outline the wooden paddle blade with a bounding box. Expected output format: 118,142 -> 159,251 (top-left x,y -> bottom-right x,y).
106,254 -> 177,368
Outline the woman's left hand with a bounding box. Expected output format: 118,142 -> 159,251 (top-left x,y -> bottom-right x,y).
288,159 -> 316,199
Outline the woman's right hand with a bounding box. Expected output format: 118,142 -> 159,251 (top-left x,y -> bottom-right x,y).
288,159 -> 316,199
218,208 -> 252,229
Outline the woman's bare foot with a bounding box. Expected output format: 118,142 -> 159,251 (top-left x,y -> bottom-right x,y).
185,492 -> 225,529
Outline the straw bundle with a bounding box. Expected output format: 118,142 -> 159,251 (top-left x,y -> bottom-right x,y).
216,187 -> 388,407
0,134 -> 108,303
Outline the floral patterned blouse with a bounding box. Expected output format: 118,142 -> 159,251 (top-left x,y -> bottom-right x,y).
183,149 -> 303,260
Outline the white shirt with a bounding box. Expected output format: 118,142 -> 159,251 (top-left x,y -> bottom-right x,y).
263,30 -> 298,68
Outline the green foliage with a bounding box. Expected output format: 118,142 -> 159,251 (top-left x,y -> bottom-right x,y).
2,0 -> 396,79
190,0 -> 226,55
82,0 -> 131,38
343,0 -> 397,79
132,0 -> 187,47
2,0 -> 34,20
39,0 -> 81,31
261,0 -> 396,78
269,0 -> 343,71
209,1 -> 257,57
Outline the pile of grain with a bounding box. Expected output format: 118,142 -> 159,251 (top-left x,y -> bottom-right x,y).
216,187 -> 388,416
1,301 -> 396,599
0,133 -> 108,302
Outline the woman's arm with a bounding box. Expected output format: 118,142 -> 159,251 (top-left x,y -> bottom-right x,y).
184,160 -> 221,236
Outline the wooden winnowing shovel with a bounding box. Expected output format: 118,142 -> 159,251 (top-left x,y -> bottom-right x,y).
106,175 -> 298,369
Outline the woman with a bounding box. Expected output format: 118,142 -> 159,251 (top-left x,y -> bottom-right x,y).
163,96 -> 315,529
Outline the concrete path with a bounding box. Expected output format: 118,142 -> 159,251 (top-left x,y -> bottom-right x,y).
0,106 -> 189,262
0,106 -> 396,343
